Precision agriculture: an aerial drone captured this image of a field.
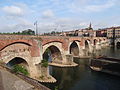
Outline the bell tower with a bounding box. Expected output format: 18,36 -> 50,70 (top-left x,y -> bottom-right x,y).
88,22 -> 93,30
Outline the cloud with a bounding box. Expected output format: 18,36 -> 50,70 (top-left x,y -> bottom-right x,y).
0,0 -> 119,33
0,21 -> 34,33
84,0 -> 115,12
42,9 -> 54,18
69,0 -> 116,13
38,18 -> 89,32
79,22 -> 88,27
2,5 -> 24,16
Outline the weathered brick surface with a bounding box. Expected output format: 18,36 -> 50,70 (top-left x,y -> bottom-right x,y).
0,35 -> 108,59
0,35 -> 40,57
40,36 -> 107,51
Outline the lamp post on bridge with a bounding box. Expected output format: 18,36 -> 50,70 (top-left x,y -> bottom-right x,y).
34,21 -> 38,36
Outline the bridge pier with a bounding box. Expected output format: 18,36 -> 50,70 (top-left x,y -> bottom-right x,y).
49,50 -> 78,67
101,41 -> 109,48
29,63 -> 40,79
95,42 -> 102,50
88,44 -> 94,53
79,49 -> 85,57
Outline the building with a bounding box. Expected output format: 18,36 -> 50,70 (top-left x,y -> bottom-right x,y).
78,23 -> 95,37
58,23 -> 96,37
96,29 -> 107,37
107,26 -> 120,38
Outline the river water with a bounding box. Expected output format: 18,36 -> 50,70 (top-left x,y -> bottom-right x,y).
44,47 -> 120,90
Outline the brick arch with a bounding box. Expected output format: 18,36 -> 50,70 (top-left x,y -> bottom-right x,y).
0,40 -> 33,51
42,42 -> 63,54
99,39 -> 102,42
2,55 -> 30,65
0,41 -> 33,72
1,54 -> 35,77
84,39 -> 91,49
0,41 -> 32,63
0,39 -> 40,57
68,40 -> 81,56
84,39 -> 91,43
102,38 -> 106,41
116,41 -> 120,47
93,39 -> 98,45
0,42 -> 31,51
42,41 -> 63,46
43,43 -> 63,63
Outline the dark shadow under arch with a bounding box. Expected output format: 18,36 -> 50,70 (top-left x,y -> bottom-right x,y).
70,41 -> 79,56
117,42 -> 120,48
94,39 -> 97,45
85,40 -> 89,49
6,57 -> 29,69
43,45 -> 62,63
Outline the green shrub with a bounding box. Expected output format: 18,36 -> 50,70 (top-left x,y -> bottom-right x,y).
13,65 -> 29,76
42,61 -> 48,67
41,59 -> 47,63
55,86 -> 59,90
41,59 -> 48,67
45,48 -> 50,53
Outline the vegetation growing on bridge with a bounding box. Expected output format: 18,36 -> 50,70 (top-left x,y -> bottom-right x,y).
13,64 -> 29,76
41,59 -> 48,67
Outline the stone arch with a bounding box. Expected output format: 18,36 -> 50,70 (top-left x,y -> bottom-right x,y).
93,39 -> 98,45
43,45 -> 63,63
43,42 -> 63,54
116,42 -> 120,48
1,50 -> 42,78
0,42 -> 32,69
43,42 -> 63,63
103,38 -> 106,41
0,42 -> 31,58
6,57 -> 29,71
2,54 -> 30,65
0,41 -> 32,51
69,41 -> 80,56
84,40 -> 91,49
99,39 -> 102,43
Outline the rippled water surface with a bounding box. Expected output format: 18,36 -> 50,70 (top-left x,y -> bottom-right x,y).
44,47 -> 120,90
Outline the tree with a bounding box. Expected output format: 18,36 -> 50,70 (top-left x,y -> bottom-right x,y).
22,29 -> 35,35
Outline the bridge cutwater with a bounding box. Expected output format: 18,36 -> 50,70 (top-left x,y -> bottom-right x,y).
0,35 -> 109,82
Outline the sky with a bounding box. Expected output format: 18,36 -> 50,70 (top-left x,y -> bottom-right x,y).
0,0 -> 120,33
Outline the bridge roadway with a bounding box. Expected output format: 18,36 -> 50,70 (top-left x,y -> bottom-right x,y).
0,35 -> 109,82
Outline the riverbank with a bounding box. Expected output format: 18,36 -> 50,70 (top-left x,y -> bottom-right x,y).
0,64 -> 50,90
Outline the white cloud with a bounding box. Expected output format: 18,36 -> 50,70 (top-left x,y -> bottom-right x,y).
0,3 -> 36,33
69,0 -> 116,13
0,0 -> 119,33
79,22 -> 88,27
42,9 -> 54,18
0,21 -> 34,33
84,0 -> 115,12
2,5 -> 24,16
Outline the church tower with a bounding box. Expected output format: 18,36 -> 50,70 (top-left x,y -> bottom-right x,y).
88,22 -> 93,30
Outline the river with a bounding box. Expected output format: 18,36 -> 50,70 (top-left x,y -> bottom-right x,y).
43,47 -> 120,90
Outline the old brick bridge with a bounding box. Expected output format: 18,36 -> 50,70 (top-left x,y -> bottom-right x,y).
0,35 -> 109,82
